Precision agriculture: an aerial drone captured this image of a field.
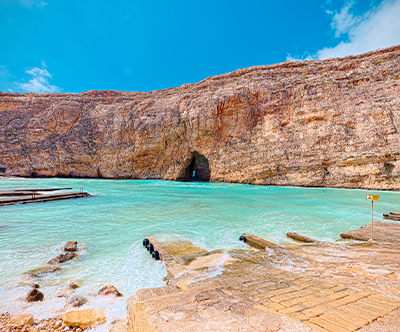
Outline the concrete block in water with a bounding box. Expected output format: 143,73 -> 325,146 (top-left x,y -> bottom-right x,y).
287,232 -> 319,243
240,234 -> 277,249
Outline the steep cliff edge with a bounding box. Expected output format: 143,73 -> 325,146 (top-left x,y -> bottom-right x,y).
1,45 -> 400,189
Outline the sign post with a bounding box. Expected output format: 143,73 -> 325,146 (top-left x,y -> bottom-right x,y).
366,194 -> 380,240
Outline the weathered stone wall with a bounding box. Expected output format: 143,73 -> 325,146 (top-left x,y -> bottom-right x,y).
1,45 -> 400,189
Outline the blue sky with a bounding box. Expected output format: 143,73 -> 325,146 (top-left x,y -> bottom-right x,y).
1,0 -> 400,93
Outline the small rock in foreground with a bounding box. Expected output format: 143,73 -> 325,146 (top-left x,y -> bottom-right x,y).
63,309 -> 106,329
47,252 -> 78,265
69,282 -> 79,289
65,295 -> 88,308
26,289 -> 44,302
63,241 -> 78,252
98,284 -> 122,297
8,314 -> 34,326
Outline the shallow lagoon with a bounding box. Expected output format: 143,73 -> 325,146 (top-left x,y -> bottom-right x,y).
0,178 -> 399,324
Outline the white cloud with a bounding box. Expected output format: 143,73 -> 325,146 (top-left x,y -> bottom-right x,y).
288,0 -> 400,61
17,63 -> 60,93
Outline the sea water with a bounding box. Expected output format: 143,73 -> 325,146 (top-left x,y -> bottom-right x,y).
0,178 -> 399,327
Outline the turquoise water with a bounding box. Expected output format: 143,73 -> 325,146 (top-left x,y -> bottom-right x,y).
0,178 -> 399,325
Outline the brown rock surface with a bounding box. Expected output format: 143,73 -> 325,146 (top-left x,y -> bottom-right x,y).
25,289 -> 44,302
1,46 -> 400,189
65,295 -> 88,308
47,252 -> 78,265
8,314 -> 34,326
63,309 -> 106,329
24,266 -> 61,277
98,284 -> 122,297
63,241 -> 77,252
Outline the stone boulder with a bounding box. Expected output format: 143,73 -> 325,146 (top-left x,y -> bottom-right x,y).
26,289 -> 44,302
8,314 -> 34,326
63,309 -> 106,329
47,252 -> 78,265
63,241 -> 78,252
65,295 -> 88,308
98,285 -> 122,297
29,283 -> 40,289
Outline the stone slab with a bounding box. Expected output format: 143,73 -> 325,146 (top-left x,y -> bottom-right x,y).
340,222 -> 400,241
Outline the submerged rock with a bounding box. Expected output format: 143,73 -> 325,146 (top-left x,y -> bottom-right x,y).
25,266 -> 62,277
26,289 -> 44,302
66,295 -> 88,308
56,289 -> 74,298
98,285 -> 123,297
64,241 -> 78,252
29,282 -> 40,289
8,314 -> 34,326
63,309 -> 106,329
69,282 -> 80,289
47,252 -> 78,265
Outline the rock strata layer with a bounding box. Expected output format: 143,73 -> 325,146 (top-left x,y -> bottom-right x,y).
1,45 -> 400,189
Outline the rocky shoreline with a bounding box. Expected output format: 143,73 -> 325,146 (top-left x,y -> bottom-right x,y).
2,225 -> 400,331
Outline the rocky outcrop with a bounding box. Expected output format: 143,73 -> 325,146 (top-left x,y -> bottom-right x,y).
1,45 -> 400,189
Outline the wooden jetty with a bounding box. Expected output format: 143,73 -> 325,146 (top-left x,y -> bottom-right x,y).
239,234 -> 277,250
0,188 -> 90,206
0,188 -> 73,196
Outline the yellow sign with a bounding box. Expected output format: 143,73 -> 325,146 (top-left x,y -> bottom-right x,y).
366,195 -> 380,201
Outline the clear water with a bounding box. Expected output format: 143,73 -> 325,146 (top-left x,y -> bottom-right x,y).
0,178 -> 399,326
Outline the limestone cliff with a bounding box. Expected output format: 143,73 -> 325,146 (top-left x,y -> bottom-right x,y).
1,45 -> 400,189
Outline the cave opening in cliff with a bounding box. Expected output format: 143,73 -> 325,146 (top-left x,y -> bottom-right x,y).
182,151 -> 210,181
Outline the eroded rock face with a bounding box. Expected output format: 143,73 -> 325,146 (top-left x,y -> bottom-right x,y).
2,46 -> 400,189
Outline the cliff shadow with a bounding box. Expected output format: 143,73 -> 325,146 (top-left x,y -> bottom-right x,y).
179,151 -> 210,182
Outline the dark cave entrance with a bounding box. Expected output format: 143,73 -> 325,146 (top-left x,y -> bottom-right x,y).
181,151 -> 210,181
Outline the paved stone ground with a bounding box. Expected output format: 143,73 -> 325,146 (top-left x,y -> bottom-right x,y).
220,269 -> 400,332
128,234 -> 400,332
